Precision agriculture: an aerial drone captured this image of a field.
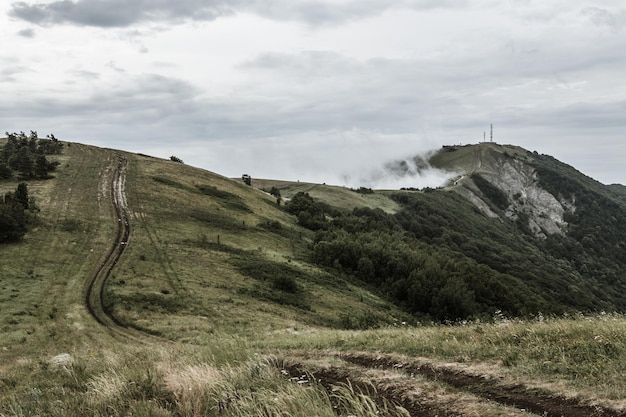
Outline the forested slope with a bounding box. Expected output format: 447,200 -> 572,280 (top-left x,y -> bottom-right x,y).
282,144 -> 626,321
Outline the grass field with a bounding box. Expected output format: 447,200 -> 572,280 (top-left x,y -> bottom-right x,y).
1,142 -> 625,416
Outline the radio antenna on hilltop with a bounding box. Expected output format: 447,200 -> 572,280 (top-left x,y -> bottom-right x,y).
490,124 -> 493,142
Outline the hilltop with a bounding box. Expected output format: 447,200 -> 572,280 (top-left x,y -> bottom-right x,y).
2,139 -> 626,326
2,137 -> 626,416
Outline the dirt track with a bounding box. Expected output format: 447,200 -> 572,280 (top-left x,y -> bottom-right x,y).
84,152 -> 143,341
281,352 -> 626,417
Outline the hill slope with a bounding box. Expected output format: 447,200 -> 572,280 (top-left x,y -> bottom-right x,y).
267,142 -> 626,319
3,139 -> 626,416
3,140 -> 626,331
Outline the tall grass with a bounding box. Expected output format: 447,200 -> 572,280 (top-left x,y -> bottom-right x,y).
260,313 -> 626,399
0,348 -> 409,417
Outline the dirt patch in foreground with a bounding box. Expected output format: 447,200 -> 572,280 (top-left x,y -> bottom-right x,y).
278,352 -> 626,417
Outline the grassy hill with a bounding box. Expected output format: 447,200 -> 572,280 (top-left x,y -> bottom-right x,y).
2,139 -> 626,416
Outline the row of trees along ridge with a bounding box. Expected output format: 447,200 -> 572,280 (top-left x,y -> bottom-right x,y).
1,131 -> 62,180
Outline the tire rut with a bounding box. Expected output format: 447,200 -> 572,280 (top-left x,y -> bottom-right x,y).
280,361 -> 461,417
338,352 -> 625,417
84,152 -> 146,342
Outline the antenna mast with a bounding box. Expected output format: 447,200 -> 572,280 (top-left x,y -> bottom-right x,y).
490,124 -> 493,142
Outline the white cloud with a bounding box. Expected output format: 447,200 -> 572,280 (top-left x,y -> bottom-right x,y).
3,0 -> 626,185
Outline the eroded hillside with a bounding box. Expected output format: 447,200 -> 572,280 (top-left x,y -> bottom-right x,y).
432,144 -> 575,238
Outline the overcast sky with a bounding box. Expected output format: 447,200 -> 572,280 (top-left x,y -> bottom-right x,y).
2,0 -> 625,187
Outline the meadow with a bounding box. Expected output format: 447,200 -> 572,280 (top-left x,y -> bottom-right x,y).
1,142 -> 625,416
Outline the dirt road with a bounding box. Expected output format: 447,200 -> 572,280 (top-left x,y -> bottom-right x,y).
281,352 -> 626,417
84,153 -> 144,341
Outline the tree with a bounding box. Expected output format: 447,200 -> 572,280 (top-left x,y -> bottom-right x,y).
0,163 -> 12,179
269,186 -> 281,198
0,204 -> 24,242
0,184 -> 29,243
285,192 -> 319,215
14,146 -> 34,179
35,154 -> 49,179
15,183 -> 29,210
28,130 -> 39,153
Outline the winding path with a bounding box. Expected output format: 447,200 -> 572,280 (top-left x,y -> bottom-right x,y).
85,153 -> 144,341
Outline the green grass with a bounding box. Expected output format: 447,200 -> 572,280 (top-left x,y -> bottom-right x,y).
253,178 -> 402,213
261,313 -> 626,399
2,141 -> 626,415
0,344 -> 411,417
3,314 -> 626,416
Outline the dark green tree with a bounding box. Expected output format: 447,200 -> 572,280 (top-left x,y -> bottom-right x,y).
15,182 -> 29,209
35,154 -> 49,179
0,204 -> 24,242
13,146 -> 34,179
0,162 -> 11,179
0,185 -> 29,243
269,186 -> 281,198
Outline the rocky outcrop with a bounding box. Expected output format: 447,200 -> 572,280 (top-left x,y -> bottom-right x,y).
456,152 -> 575,238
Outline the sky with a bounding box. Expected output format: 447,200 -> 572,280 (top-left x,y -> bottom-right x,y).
2,0 -> 626,187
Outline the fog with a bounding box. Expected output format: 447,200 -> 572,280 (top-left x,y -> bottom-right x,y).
181,130 -> 456,190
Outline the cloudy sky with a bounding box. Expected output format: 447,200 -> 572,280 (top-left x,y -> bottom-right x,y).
2,0 -> 625,187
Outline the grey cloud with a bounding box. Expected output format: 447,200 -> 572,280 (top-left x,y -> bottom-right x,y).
582,7 -> 626,33
477,99 -> 626,142
17,27 -> 35,37
239,50 -> 361,79
547,101 -> 626,129
105,61 -> 125,72
9,0 -> 237,27
71,70 -> 100,80
11,45 -> 613,150
0,65 -> 34,83
251,1 -> 387,26
0,73 -> 198,123
251,0 -> 469,24
9,0 -> 469,28
234,54 -> 443,136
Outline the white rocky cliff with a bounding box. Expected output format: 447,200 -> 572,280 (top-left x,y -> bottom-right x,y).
451,149 -> 575,238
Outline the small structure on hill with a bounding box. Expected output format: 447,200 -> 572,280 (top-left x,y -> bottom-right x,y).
480,124 -> 495,144
241,174 -> 252,186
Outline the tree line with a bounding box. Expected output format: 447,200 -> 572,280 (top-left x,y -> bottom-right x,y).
0,183 -> 32,243
1,130 -> 63,243
284,184 -> 626,322
1,131 -> 62,180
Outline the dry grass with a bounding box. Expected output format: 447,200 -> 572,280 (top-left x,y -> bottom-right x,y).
261,312 -> 626,403
2,141 -> 626,415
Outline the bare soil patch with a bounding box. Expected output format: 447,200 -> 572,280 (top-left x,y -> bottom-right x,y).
278,352 -> 626,417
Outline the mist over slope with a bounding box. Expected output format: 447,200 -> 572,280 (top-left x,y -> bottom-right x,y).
340,152 -> 455,189
278,141 -> 626,320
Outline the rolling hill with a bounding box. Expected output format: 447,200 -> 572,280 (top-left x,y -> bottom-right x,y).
2,136 -> 626,416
